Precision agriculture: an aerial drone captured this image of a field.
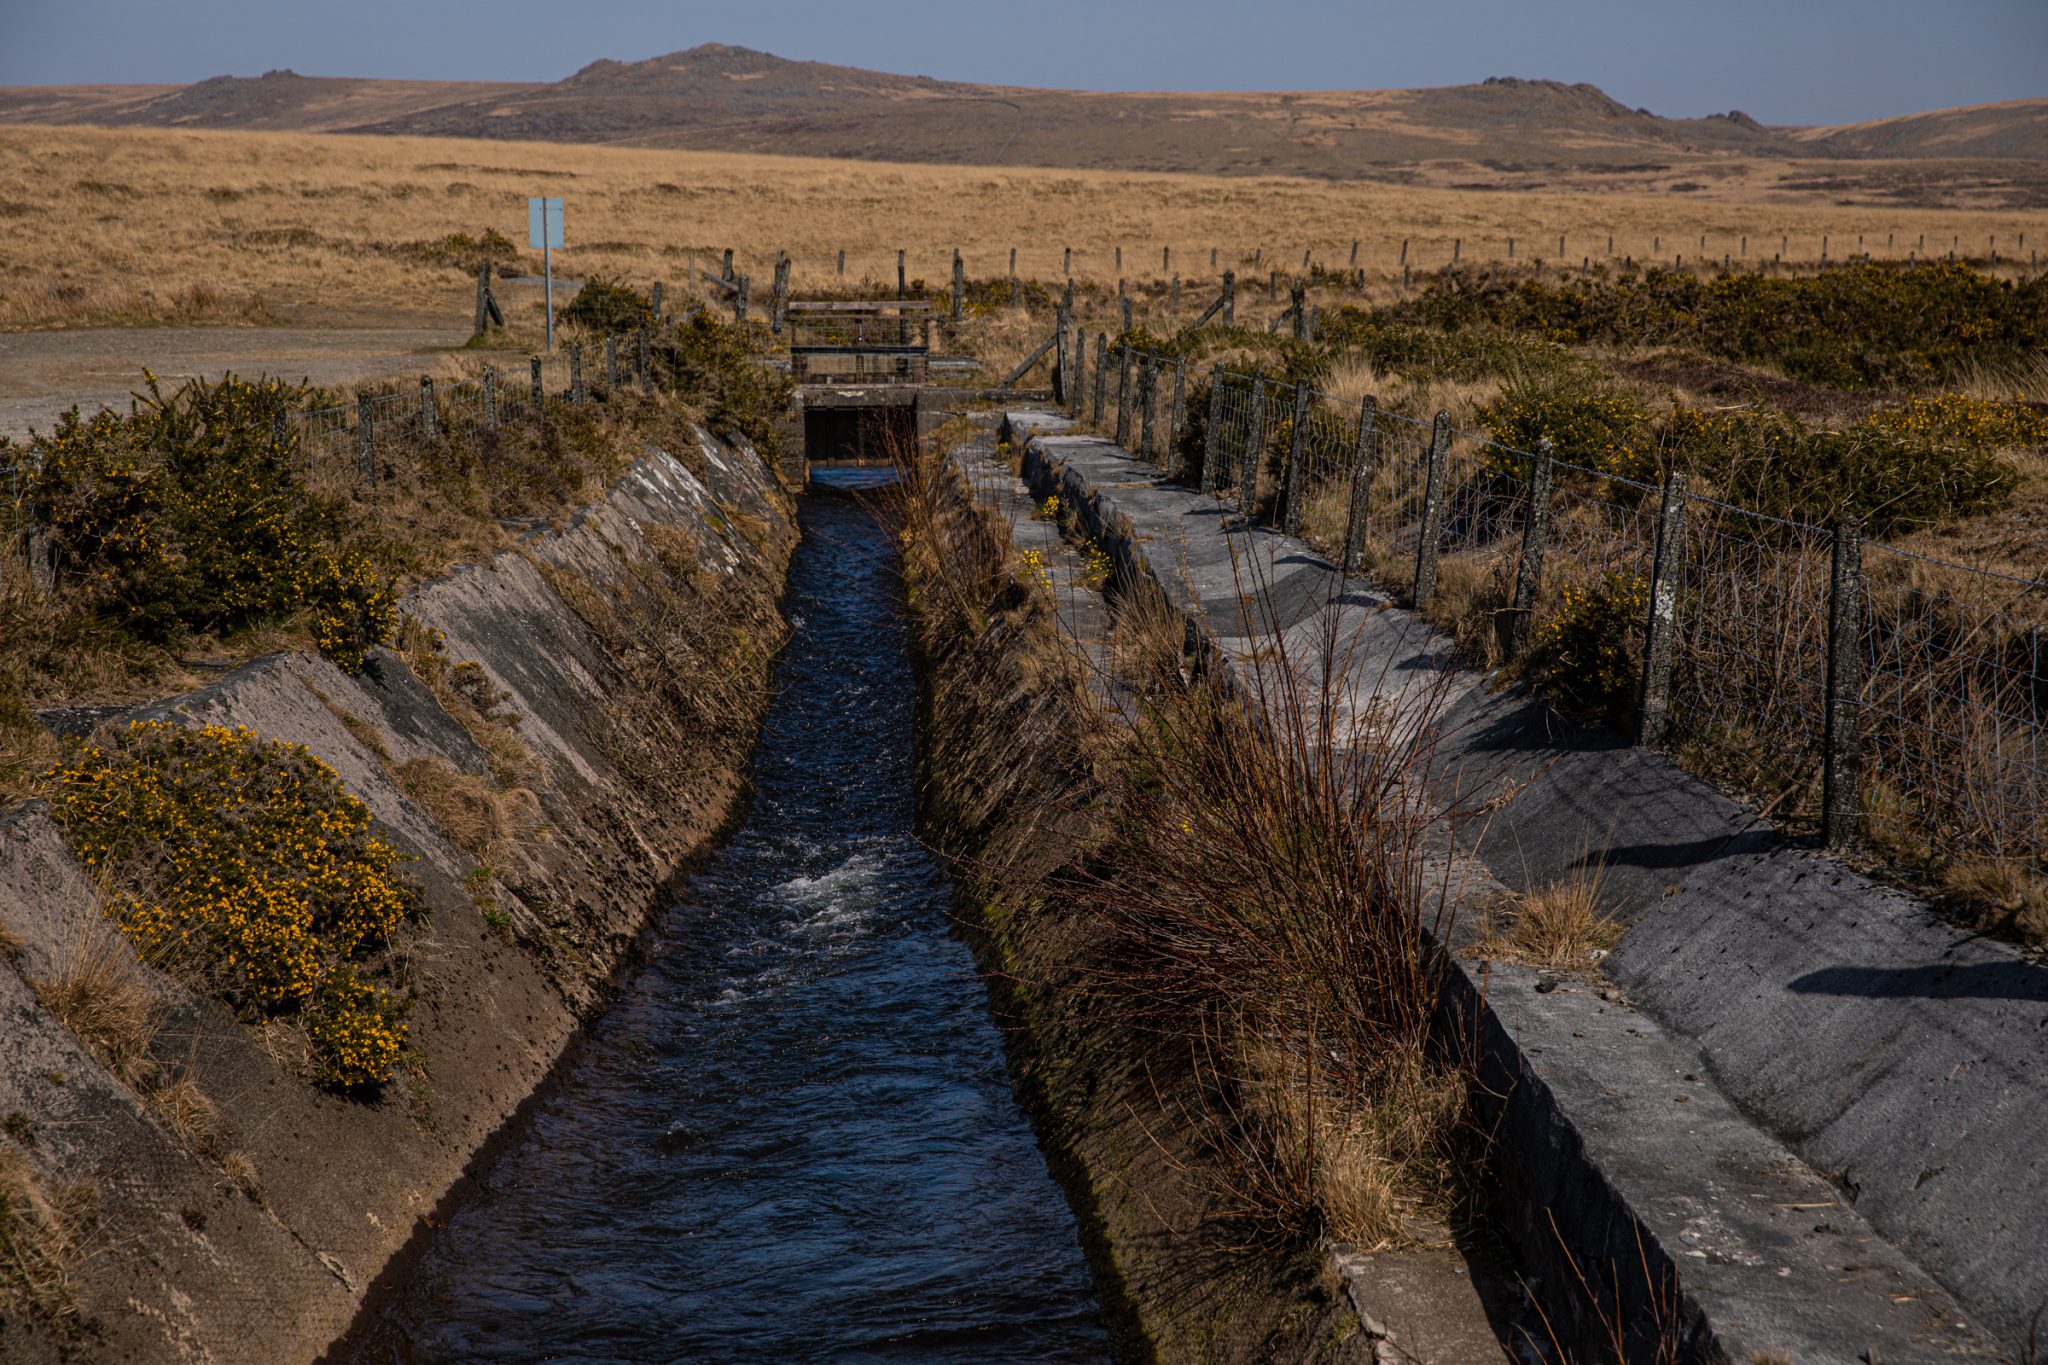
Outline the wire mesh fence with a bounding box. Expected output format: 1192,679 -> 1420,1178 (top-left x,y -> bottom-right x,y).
1084,348 -> 2048,876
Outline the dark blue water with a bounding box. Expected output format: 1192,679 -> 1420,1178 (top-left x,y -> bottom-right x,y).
354,470 -> 1107,1363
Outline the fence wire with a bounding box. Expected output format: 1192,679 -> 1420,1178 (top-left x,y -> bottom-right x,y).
1092,347 -> 2048,874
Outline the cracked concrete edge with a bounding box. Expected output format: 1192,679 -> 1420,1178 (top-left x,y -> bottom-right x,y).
994,412 -> 2016,1362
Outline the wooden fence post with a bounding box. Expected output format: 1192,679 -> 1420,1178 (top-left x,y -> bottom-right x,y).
1092,333 -> 1108,426
638,327 -> 652,394
897,249 -> 906,297
1053,297 -> 1070,407
483,366 -> 497,429
1290,281 -> 1306,340
1281,379 -> 1310,535
1010,246 -> 1018,304
1121,296 -> 1133,334
1163,245 -> 1171,272
1636,469 -> 1690,747
1168,363 -> 1187,476
721,248 -> 734,282
1222,269 -> 1236,325
1202,364 -> 1226,494
1114,345 -> 1134,447
1340,397 -> 1379,574
734,274 -> 750,322
1140,357 -> 1158,462
416,376 -> 435,441
271,408 -> 287,455
1507,437 -> 1556,656
356,393 -> 376,485
1411,412 -> 1452,605
1170,273 -> 1180,312
952,250 -> 965,322
1064,245 -> 1071,277
570,344 -> 585,403
1821,522 -> 1865,847
772,255 -> 790,334
650,281 -> 664,320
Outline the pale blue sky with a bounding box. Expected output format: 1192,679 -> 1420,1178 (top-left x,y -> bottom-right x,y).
4,0 -> 2042,126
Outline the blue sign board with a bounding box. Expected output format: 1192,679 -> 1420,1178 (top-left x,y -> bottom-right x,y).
527,197 -> 564,250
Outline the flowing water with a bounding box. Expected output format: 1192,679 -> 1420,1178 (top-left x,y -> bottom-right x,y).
351,470 -> 1108,1363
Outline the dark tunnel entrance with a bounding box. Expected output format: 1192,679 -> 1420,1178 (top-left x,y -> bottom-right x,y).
803,401 -> 918,465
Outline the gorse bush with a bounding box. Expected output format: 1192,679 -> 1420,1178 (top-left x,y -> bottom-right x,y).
1386,262 -> 2048,390
12,375 -> 397,668
1522,571 -> 1648,729
650,308 -> 793,459
47,723 -> 417,1088
1471,376 -> 2021,536
1478,379 -> 1656,482
1663,405 -> 2019,537
559,275 -> 654,333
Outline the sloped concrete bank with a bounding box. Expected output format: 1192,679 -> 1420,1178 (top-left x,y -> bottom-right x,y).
0,429 -> 796,1364
995,412 -> 2034,1363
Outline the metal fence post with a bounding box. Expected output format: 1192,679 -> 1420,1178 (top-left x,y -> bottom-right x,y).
1239,380 -> 1267,513
1411,412 -> 1452,604
421,376 -> 437,439
1202,364 -> 1226,494
530,355 -> 543,409
570,344 -> 585,403
483,366 -> 497,429
1140,356 -> 1158,462
638,327 -> 652,394
1507,436 -> 1556,656
1092,333 -> 1108,426
1340,397 -> 1379,574
1114,346 -> 1133,447
605,334 -> 618,393
355,394 -> 375,485
1636,469 -> 1690,747
1281,380 -> 1311,534
1821,522 -> 1865,848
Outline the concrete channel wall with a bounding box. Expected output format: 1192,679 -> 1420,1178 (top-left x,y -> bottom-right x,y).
994,411 -> 2041,1362
0,429 -> 795,1364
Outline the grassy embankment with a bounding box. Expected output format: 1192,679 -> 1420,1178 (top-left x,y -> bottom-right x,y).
899,428 -> 1490,1360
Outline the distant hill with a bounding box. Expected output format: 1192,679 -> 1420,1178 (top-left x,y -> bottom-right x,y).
2,45 -> 2043,184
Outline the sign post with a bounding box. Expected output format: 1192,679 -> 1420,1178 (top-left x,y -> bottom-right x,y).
528,196 -> 564,351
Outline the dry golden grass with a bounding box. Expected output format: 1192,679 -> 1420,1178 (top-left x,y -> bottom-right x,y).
3,123 -> 2043,331
150,1075 -> 226,1160
0,1147 -> 96,1333
1477,863 -> 1621,970
34,926 -> 159,1086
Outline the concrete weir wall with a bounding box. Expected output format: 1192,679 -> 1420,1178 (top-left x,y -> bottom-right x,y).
993,412 -> 2041,1363
0,429 -> 794,1364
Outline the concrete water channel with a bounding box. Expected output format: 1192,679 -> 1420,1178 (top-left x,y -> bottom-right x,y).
346,471 -> 1108,1362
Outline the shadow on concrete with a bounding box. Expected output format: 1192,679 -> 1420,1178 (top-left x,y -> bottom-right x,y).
1583,829 -> 1778,874
1787,962 -> 2048,1002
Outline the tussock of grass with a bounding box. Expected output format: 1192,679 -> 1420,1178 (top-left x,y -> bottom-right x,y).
900,429 -> 1475,1253
0,1147 -> 97,1335
35,928 -> 159,1087
1476,863 -> 1621,970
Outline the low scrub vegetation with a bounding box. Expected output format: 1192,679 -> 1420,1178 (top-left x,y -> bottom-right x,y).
1386,262 -> 2048,391
47,723 -> 421,1088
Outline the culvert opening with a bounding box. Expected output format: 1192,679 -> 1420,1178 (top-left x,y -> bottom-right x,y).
804,402 -> 917,465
